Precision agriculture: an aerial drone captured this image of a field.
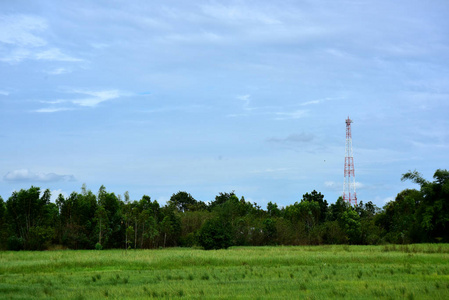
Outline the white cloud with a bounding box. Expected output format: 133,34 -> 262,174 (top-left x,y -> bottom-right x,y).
50,189 -> 68,202
0,90 -> 9,96
35,107 -> 73,113
0,14 -> 83,63
35,48 -> 83,62
39,99 -> 66,104
300,97 -> 343,106
325,181 -> 337,188
237,94 -> 251,109
200,3 -> 282,25
368,195 -> 395,206
71,90 -> 122,107
301,100 -> 320,106
355,182 -> 364,189
325,181 -> 364,191
274,109 -> 308,120
237,94 -> 250,101
0,14 -> 47,47
250,167 -> 290,174
91,42 -> 110,49
383,196 -> 395,204
3,169 -> 76,182
34,89 -> 128,113
0,48 -> 32,63
1,48 -> 83,64
268,133 -> 315,144
45,67 -> 71,75
325,181 -> 343,194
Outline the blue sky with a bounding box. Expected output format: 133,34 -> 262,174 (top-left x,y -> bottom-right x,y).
1,0 -> 448,208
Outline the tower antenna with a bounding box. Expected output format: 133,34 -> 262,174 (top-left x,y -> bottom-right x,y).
343,116 -> 357,206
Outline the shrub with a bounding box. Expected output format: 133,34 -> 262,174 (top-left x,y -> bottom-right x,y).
197,217 -> 233,250
7,236 -> 24,251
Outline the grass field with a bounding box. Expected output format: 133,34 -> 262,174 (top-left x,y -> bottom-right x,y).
1,244 -> 449,299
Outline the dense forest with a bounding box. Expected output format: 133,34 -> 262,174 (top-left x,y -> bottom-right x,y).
0,169 -> 448,251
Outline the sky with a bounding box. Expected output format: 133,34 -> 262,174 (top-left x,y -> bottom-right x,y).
1,0 -> 448,208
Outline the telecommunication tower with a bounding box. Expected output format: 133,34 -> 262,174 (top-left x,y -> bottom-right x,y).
343,116 -> 357,206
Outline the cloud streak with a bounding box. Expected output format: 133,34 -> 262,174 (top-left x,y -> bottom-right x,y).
0,14 -> 83,63
267,133 -> 315,144
71,90 -> 122,107
35,89 -> 127,112
274,109 -> 308,120
0,14 -> 47,47
4,169 -> 76,183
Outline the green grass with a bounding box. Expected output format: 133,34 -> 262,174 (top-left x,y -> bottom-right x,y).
1,244 -> 449,299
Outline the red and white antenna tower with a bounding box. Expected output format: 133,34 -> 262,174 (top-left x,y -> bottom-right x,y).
343,116 -> 357,206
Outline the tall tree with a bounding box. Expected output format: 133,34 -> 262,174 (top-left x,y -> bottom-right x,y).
302,190 -> 328,223
5,187 -> 56,250
168,191 -> 204,212
0,196 -> 6,249
96,186 -> 122,248
401,169 -> 449,242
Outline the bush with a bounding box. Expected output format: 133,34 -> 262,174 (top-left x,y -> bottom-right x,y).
95,242 -> 103,250
27,226 -> 55,250
198,218 -> 233,250
7,236 -> 24,251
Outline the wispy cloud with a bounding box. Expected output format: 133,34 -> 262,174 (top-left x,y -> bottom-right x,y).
71,90 -> 122,107
0,90 -> 9,96
0,14 -> 83,63
35,48 -> 83,62
300,97 -> 343,106
35,107 -> 73,113
267,133 -> 315,144
50,189 -> 68,202
45,67 -> 72,75
4,169 -> 76,182
274,109 -> 308,120
267,131 -> 328,153
0,48 -> 32,63
325,181 -> 338,188
35,89 -> 127,112
237,94 -> 251,109
200,3 -> 282,25
237,94 -> 251,101
1,48 -> 83,63
0,14 -> 47,47
325,181 -> 364,191
250,167 -> 291,174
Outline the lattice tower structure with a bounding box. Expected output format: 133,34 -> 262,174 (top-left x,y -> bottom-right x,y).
343,116 -> 357,206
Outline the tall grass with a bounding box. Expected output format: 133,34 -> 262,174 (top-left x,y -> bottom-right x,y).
0,245 -> 448,299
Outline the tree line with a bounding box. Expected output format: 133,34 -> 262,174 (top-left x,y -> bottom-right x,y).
0,169 -> 447,250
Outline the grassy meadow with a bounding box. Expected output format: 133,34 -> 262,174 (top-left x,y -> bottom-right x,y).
0,245 -> 449,299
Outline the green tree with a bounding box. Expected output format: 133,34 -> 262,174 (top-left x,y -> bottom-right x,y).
94,205 -> 108,247
328,197 -> 350,221
355,201 -> 381,244
5,187 -> 56,250
208,192 -> 237,211
263,218 -> 277,245
340,209 -> 361,244
168,191 -> 206,212
267,201 -> 281,218
159,208 -> 181,248
198,217 -> 233,250
0,196 -> 6,249
96,186 -> 122,248
139,196 -> 161,248
375,189 -> 420,243
401,169 -> 449,242
302,190 -> 328,223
